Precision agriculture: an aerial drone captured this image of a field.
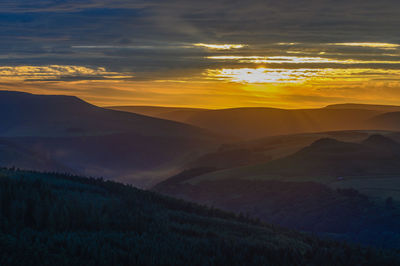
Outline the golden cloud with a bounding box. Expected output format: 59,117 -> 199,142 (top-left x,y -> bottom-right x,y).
329,43 -> 400,50
207,55 -> 400,64
205,67 -> 400,84
194,43 -> 247,50
0,65 -> 133,81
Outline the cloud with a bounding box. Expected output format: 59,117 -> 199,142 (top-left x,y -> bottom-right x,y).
205,67 -> 400,84
0,1 -> 150,13
206,55 -> 400,64
193,43 -> 247,50
329,43 -> 400,50
0,65 -> 133,81
1,0 -> 400,108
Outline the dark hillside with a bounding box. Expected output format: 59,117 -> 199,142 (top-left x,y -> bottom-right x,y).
0,91 -> 211,138
154,136 -> 400,248
0,91 -> 222,186
0,168 -> 398,265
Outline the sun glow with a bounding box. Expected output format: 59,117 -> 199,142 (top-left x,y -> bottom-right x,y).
276,42 -> 301,45
205,67 -> 400,84
194,43 -> 246,50
329,42 -> 400,50
207,55 -> 400,64
206,68 -> 317,84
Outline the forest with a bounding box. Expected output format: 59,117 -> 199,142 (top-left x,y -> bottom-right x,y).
0,167 -> 399,265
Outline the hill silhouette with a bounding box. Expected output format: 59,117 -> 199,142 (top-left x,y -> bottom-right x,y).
109,104 -> 396,140
184,130 -> 391,170
0,91 -> 222,187
108,105 -> 209,123
368,111 -> 400,131
0,91 -> 211,138
325,103 -> 400,112
155,136 -> 400,247
183,135 -> 400,184
184,107 -> 384,139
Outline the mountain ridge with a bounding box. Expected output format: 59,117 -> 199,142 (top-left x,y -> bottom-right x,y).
0,91 -> 224,187
110,104 -> 398,140
0,90 -> 215,138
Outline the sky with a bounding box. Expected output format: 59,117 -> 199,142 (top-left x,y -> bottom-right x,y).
1,0 -> 400,108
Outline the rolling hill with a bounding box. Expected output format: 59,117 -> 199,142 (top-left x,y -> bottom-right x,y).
178,134 -> 400,185
0,91 -> 223,187
107,105 -> 209,123
368,111 -> 400,131
0,91 -> 212,138
154,135 -> 400,247
184,130 -> 392,170
325,103 -> 400,112
1,167 -> 399,265
110,104 -> 400,140
183,108 -> 384,139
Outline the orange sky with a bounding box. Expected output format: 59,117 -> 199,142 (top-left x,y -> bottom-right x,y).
2,50 -> 400,109
2,1 -> 400,108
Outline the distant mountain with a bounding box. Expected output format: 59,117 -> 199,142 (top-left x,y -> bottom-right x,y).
0,91 -> 211,138
368,111 -> 400,131
108,104 -> 400,140
325,103 -> 400,112
107,105 -> 209,123
0,91 -> 223,187
362,133 -> 400,149
2,168 -> 397,265
184,107 -> 387,139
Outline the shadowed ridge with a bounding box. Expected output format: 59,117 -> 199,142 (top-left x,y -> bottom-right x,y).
362,134 -> 400,147
0,91 -> 224,186
296,137 -> 363,155
107,105 -> 210,123
325,103 -> 400,112
183,107 -> 380,140
368,111 -> 400,131
108,104 -> 400,140
153,167 -> 218,191
307,137 -> 341,147
0,90 -> 219,138
0,90 -> 92,110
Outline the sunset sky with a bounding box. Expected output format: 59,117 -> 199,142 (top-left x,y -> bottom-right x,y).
1,0 -> 400,108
